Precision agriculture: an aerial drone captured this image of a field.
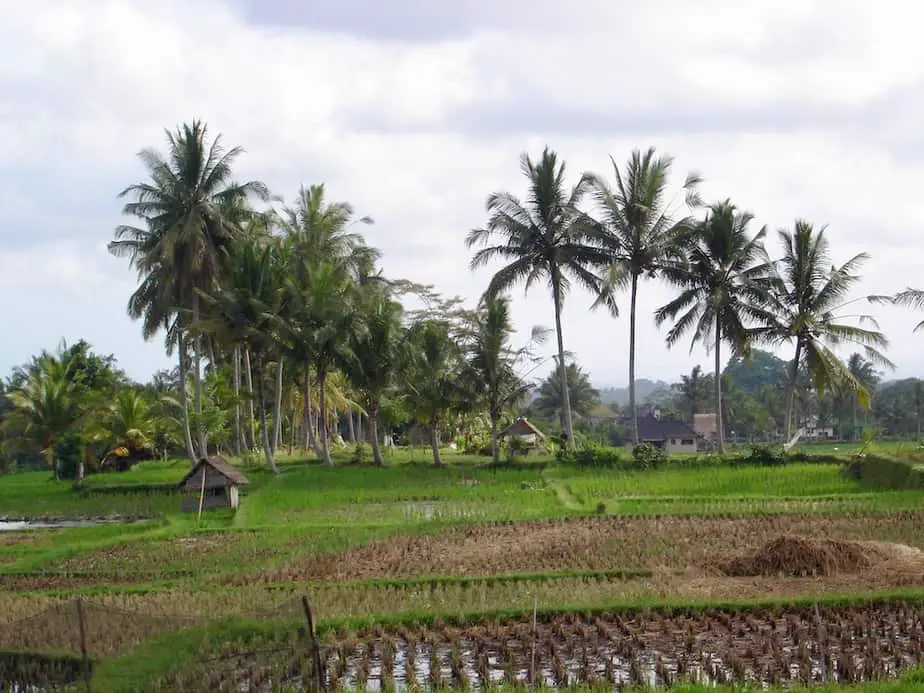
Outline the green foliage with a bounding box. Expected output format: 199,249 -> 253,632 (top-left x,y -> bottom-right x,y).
631,442 -> 669,469
561,442 -> 626,468
351,442 -> 371,465
53,431 -> 89,480
843,455 -> 924,489
745,443 -> 787,467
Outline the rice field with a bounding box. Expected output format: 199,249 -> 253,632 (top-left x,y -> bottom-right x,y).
5,449 -> 924,690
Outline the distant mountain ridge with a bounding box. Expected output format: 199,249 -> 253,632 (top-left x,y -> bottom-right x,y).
597,379 -> 671,407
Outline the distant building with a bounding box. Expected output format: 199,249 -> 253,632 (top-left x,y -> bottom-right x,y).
586,402 -> 621,425
626,414 -> 698,454
802,416 -> 836,440
693,412 -> 717,440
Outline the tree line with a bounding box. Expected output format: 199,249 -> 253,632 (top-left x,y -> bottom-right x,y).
2,121 -> 923,475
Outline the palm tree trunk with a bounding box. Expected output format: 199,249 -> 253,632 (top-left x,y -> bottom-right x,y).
430,417 -> 444,466
303,374 -> 315,451
551,280 -> 575,449
255,358 -> 278,473
714,320 -> 725,454
177,337 -> 198,463
852,396 -> 858,442
490,412 -> 500,465
318,370 -> 333,466
370,408 -> 385,466
244,348 -> 256,449
233,345 -> 243,457
346,404 -> 356,443
784,340 -> 803,442
191,293 -> 207,456
628,273 -> 640,445
356,411 -> 365,444
273,356 -> 284,452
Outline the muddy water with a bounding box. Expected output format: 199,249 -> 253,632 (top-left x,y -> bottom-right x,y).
219,602 -> 924,691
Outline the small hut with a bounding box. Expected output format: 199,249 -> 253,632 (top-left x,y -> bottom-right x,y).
178,456 -> 249,512
498,417 -> 546,454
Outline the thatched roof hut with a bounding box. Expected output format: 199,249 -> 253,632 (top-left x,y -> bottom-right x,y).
499,417 -> 546,442
178,456 -> 249,511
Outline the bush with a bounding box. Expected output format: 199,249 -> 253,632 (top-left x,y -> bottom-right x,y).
745,444 -> 787,467
844,454 -> 924,488
561,442 -> 627,468
350,443 -> 370,465
631,443 -> 668,470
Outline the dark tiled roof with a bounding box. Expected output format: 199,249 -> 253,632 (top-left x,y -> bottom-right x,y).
636,415 -> 697,441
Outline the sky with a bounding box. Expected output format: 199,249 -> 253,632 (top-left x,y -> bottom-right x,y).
2,0 -> 924,387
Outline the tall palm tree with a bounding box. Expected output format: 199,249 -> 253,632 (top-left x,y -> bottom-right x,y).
108,120 -> 269,460
584,147 -> 701,444
198,236 -> 283,472
655,200 -> 769,453
345,292 -> 405,466
462,296 -> 535,464
277,184 -> 378,456
278,261 -> 360,465
758,221 -> 892,441
466,147 -> 612,449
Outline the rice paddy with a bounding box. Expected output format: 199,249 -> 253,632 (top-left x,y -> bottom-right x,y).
4,446 -> 924,690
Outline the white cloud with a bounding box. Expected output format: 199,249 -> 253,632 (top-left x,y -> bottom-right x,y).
2,0 -> 924,386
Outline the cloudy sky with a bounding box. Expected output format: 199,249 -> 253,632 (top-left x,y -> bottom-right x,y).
2,0 -> 923,387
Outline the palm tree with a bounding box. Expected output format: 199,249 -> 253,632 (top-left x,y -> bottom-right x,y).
345,292 -> 405,466
108,120 -> 269,460
758,221 -> 892,441
466,147 -> 612,449
198,236 -> 283,472
890,288 -> 924,332
584,147 -> 701,444
2,369 -> 86,479
277,184 -> 378,456
279,184 -> 376,273
671,365 -> 711,422
655,200 -> 769,453
279,261 -> 360,465
462,296 -> 535,464
534,362 -> 600,424
845,353 -> 879,440
404,320 -> 467,466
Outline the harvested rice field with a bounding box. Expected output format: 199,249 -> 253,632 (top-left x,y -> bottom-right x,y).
130,600 -> 924,691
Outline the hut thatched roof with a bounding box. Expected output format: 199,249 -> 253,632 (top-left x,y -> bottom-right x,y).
499,418 -> 546,440
179,456 -> 249,491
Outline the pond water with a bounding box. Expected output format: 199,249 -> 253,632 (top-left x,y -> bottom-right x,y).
0,518 -> 128,531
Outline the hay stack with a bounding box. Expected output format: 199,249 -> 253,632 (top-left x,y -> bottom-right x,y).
722,536 -> 883,577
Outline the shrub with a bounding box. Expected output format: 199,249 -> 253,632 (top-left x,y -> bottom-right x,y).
844,454 -> 924,489
745,444 -> 787,467
566,443 -> 627,468
631,443 -> 668,470
351,443 -> 371,465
